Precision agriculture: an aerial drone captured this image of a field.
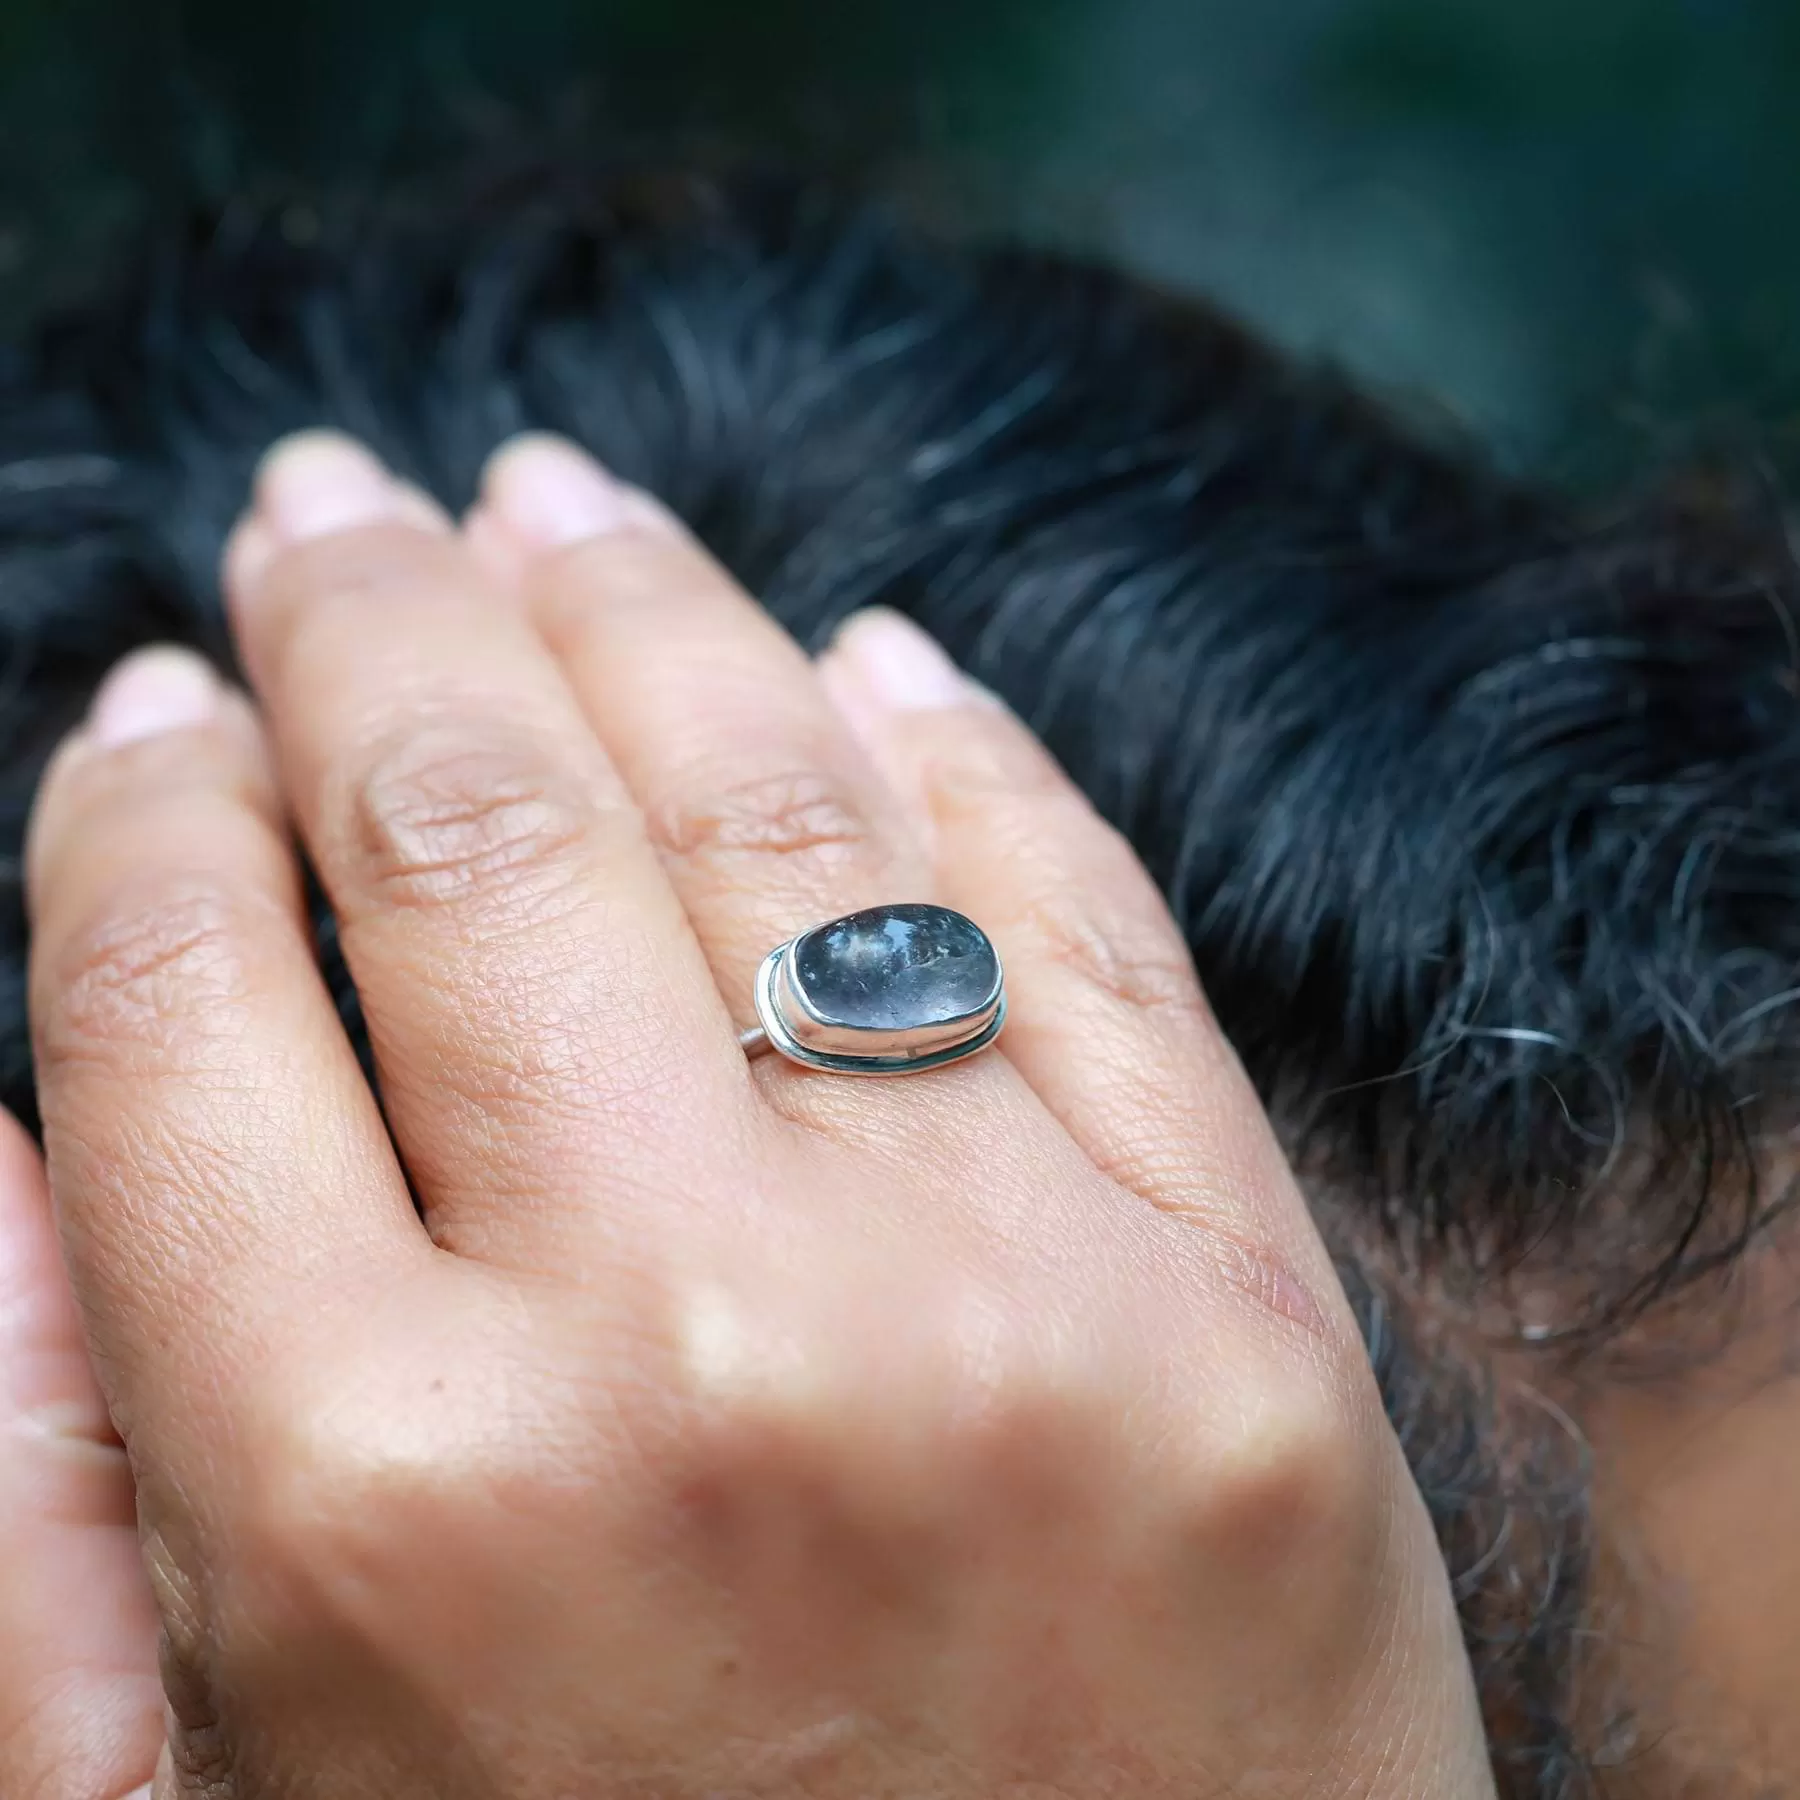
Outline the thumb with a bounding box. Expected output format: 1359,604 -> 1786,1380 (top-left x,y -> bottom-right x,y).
0,1105 -> 162,1797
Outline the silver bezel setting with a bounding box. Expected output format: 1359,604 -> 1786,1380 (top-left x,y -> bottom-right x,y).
750,912 -> 1006,1076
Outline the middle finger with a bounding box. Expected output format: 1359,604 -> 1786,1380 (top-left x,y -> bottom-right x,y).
472,436 -> 934,1029
224,434 -> 747,1265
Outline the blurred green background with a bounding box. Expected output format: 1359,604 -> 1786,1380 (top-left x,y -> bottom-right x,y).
1,0 -> 1797,490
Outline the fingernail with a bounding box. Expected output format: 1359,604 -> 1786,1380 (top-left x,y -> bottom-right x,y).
87,647 -> 219,749
255,430 -> 402,542
831,609 -> 981,711
482,434 -> 643,548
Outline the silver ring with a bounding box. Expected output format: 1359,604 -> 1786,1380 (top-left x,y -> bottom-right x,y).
738,903 -> 1005,1076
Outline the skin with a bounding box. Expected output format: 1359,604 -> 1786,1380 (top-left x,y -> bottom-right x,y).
0,430 -> 1501,1797
1582,1244 -> 1800,1795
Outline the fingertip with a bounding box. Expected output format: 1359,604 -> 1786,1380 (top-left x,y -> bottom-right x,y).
479,432 -> 685,556
820,610 -> 1016,784
251,425 -> 383,488
86,646 -> 221,752
251,429 -> 395,540
481,432 -> 634,548
25,646 -> 225,905
827,609 -> 998,716
228,450 -> 448,619
26,645 -> 280,923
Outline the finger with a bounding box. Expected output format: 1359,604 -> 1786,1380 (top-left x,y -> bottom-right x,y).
820,610 -> 1345,1330
0,1108 -> 161,1800
223,434 -> 745,1263
26,648 -> 419,1494
473,435 -> 930,1026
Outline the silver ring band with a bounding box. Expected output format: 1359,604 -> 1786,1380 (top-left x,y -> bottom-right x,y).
740,903 -> 1005,1076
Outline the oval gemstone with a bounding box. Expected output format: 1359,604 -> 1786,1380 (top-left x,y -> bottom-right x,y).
790,904 -> 999,1032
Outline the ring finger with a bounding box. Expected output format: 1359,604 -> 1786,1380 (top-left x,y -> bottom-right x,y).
470,437 -> 938,1041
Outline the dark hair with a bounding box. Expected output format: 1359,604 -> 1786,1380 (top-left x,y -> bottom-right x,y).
4,160 -> 1797,1797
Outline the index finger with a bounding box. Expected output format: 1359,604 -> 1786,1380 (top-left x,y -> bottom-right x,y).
25,647 -> 423,1492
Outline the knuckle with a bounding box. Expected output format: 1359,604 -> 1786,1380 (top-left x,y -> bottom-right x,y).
1172,1369 -> 1378,1573
1190,1226 -> 1335,1336
935,1337 -> 1133,1515
648,1273 -> 1126,1545
42,881 -> 271,1070
1020,882 -> 1202,1017
648,764 -> 876,876
232,1384 -> 453,1645
343,726 -> 598,915
635,1290 -> 1159,1660
918,715 -> 1065,807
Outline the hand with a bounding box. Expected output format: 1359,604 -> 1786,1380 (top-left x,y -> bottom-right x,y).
9,432 -> 1493,1797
